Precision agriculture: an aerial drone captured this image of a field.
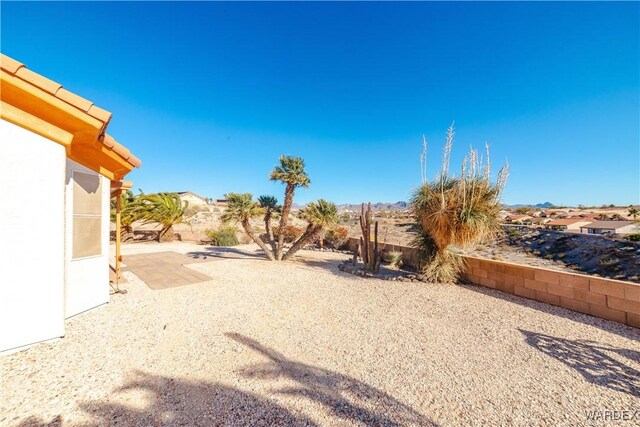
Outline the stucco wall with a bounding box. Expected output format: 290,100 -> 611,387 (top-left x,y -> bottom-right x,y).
0,119 -> 66,352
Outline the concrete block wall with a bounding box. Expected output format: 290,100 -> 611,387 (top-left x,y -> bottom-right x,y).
463,257 -> 639,328
344,238 -> 639,328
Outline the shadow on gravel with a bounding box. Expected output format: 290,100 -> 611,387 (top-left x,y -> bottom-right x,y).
520,329 -> 640,397
186,246 -> 268,261
75,370 -> 318,426
227,332 -> 437,427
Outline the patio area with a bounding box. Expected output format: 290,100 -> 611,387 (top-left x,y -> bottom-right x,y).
2,242 -> 639,426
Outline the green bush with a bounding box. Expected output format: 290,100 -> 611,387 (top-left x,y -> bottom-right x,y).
383,250 -> 403,267
205,226 -> 239,246
627,233 -> 640,242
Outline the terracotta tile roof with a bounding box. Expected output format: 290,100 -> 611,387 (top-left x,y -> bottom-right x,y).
0,54 -> 141,169
506,214 -> 531,220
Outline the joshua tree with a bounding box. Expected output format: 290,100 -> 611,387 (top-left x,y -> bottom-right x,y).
629,206 -> 639,220
282,199 -> 338,260
410,124 -> 509,282
222,193 -> 275,260
270,156 -> 310,260
258,195 -> 280,252
135,193 -> 187,242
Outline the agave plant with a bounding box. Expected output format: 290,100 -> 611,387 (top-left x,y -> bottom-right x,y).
222,193 -> 274,260
270,156 -> 310,260
134,193 -> 187,242
282,199 -> 338,260
411,124 -> 509,282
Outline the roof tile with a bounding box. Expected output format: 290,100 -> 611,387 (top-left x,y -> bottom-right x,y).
102,134 -> 117,148
55,88 -> 93,112
15,67 -> 62,94
128,154 -> 142,168
0,54 -> 25,74
88,105 -> 112,123
112,142 -> 131,160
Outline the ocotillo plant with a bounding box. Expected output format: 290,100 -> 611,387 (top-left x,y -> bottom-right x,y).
359,203 -> 381,273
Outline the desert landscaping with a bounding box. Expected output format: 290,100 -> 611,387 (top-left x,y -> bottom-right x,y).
2,2 -> 639,426
2,242 -> 639,426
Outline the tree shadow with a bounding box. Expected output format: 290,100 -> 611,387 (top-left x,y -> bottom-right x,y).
226,332 -> 436,426
78,370 -> 318,426
519,329 -> 640,397
186,246 -> 269,261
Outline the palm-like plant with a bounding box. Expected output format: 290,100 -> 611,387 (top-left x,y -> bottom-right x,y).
629,206 -> 639,220
258,195 -> 280,252
282,199 -> 338,260
110,190 -> 139,239
134,193 -> 187,242
270,156 -> 310,260
410,124 -> 509,282
222,193 -> 274,260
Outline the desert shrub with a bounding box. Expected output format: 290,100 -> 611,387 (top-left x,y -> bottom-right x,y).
205,226 -> 239,246
411,124 -> 508,283
421,250 -> 466,283
325,226 -> 349,248
627,233 -> 640,242
383,250 -> 403,267
274,225 -> 304,243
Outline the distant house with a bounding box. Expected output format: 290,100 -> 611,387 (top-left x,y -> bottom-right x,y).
215,199 -> 229,207
579,221 -> 639,235
177,191 -> 209,207
545,218 -> 592,232
504,214 -> 532,225
1,54 -> 140,352
529,217 -> 551,226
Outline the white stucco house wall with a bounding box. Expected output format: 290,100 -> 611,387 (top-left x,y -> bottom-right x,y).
178,191 -> 209,207
0,54 -> 141,353
579,221 -> 639,235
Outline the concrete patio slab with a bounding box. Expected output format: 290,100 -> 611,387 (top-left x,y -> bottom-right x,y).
122,251 -> 212,290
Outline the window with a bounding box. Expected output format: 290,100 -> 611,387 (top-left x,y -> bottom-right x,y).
71,172 -> 102,259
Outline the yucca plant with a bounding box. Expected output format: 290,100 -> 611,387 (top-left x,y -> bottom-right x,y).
411,124 -> 509,282
222,193 -> 275,260
282,199 -> 338,260
258,195 -> 280,252
270,156 -> 310,260
134,193 -> 187,242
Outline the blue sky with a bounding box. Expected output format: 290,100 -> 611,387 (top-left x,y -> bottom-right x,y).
2,2 -> 639,206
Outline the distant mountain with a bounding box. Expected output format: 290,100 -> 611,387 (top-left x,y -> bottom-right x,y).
336,201 -> 408,211
505,202 -> 557,209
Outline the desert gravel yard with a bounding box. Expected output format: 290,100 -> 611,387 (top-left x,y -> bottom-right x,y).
2,242 -> 639,426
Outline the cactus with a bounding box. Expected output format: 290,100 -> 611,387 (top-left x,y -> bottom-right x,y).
358,203 -> 381,273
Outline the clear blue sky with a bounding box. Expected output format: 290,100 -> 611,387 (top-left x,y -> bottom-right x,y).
3,2 -> 639,206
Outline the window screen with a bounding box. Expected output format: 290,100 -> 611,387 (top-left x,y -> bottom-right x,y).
72,172 -> 102,259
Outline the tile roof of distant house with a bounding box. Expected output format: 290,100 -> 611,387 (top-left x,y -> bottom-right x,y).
0,54 -> 141,174
580,221 -> 635,230
546,218 -> 592,226
506,214 -> 531,220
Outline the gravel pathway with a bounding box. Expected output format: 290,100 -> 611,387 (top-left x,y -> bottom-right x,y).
2,243 -> 639,426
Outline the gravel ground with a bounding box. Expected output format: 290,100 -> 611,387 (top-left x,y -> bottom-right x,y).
2,242 -> 639,426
